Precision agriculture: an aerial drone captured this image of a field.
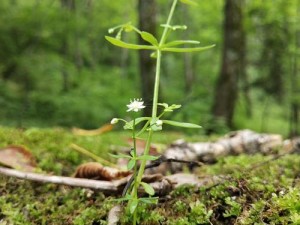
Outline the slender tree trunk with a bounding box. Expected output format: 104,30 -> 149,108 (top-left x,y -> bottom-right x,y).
289,2 -> 300,137
60,0 -> 76,92
138,0 -> 157,116
212,0 -> 245,128
182,5 -> 194,94
61,0 -> 75,10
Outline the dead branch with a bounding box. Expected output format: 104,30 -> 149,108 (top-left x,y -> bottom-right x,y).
0,166 -> 119,193
0,166 -> 220,196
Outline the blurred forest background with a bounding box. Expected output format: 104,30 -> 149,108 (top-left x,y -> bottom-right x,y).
0,0 -> 299,136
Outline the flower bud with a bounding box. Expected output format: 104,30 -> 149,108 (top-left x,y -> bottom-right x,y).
156,120 -> 163,126
111,118 -> 119,124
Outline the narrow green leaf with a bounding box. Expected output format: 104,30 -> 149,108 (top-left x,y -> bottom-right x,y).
108,153 -> 131,159
124,117 -> 151,129
140,31 -> 158,46
180,0 -> 198,6
163,40 -> 200,48
137,155 -> 159,161
105,36 -> 156,50
111,194 -> 132,202
158,103 -> 169,109
160,24 -> 187,30
164,104 -> 182,112
141,182 -> 155,196
139,197 -> 159,204
162,44 -> 215,53
129,199 -> 138,214
162,120 -> 202,128
127,159 -> 136,170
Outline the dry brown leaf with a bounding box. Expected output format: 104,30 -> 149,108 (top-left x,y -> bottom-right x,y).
72,124 -> 113,136
73,162 -> 132,181
0,145 -> 37,172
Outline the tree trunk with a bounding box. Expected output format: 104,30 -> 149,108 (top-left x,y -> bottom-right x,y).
60,0 -> 75,10
212,0 -> 245,128
289,2 -> 300,137
60,0 -> 76,92
138,0 -> 157,116
182,5 -> 194,94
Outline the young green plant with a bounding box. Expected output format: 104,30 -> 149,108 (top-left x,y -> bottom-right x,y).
107,0 -> 214,223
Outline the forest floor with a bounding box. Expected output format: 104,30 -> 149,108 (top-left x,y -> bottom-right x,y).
0,126 -> 300,225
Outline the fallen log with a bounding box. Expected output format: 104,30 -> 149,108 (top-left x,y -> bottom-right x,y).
146,129 -> 300,174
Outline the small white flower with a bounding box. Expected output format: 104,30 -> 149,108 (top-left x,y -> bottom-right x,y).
111,118 -> 119,124
156,120 -> 163,126
127,98 -> 145,112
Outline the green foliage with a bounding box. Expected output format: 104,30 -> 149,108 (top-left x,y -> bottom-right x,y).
223,197 -> 242,218
189,200 -> 213,224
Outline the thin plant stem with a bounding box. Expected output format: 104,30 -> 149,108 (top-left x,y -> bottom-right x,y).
132,119 -> 138,225
159,0 -> 178,46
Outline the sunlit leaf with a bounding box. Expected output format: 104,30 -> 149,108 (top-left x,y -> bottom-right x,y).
129,199 -> 138,214
139,197 -> 159,204
180,0 -> 198,6
158,103 -> 169,108
108,153 -> 131,159
130,149 -> 135,157
162,120 -> 202,128
164,104 -> 182,112
140,31 -> 158,46
137,155 -> 159,161
163,40 -> 200,48
162,44 -> 215,53
124,117 -> 151,130
105,36 -> 156,50
141,182 -> 155,196
127,159 -> 136,170
111,194 -> 132,202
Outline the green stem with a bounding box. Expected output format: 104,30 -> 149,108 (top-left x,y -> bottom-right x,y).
132,119 -> 138,224
159,0 -> 178,46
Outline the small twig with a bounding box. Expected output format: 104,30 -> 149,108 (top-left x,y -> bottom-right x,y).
0,166 -> 119,193
145,156 -> 204,169
70,143 -> 118,168
121,156 -> 203,196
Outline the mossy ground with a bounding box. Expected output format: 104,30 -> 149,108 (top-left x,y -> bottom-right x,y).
0,126 -> 300,225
